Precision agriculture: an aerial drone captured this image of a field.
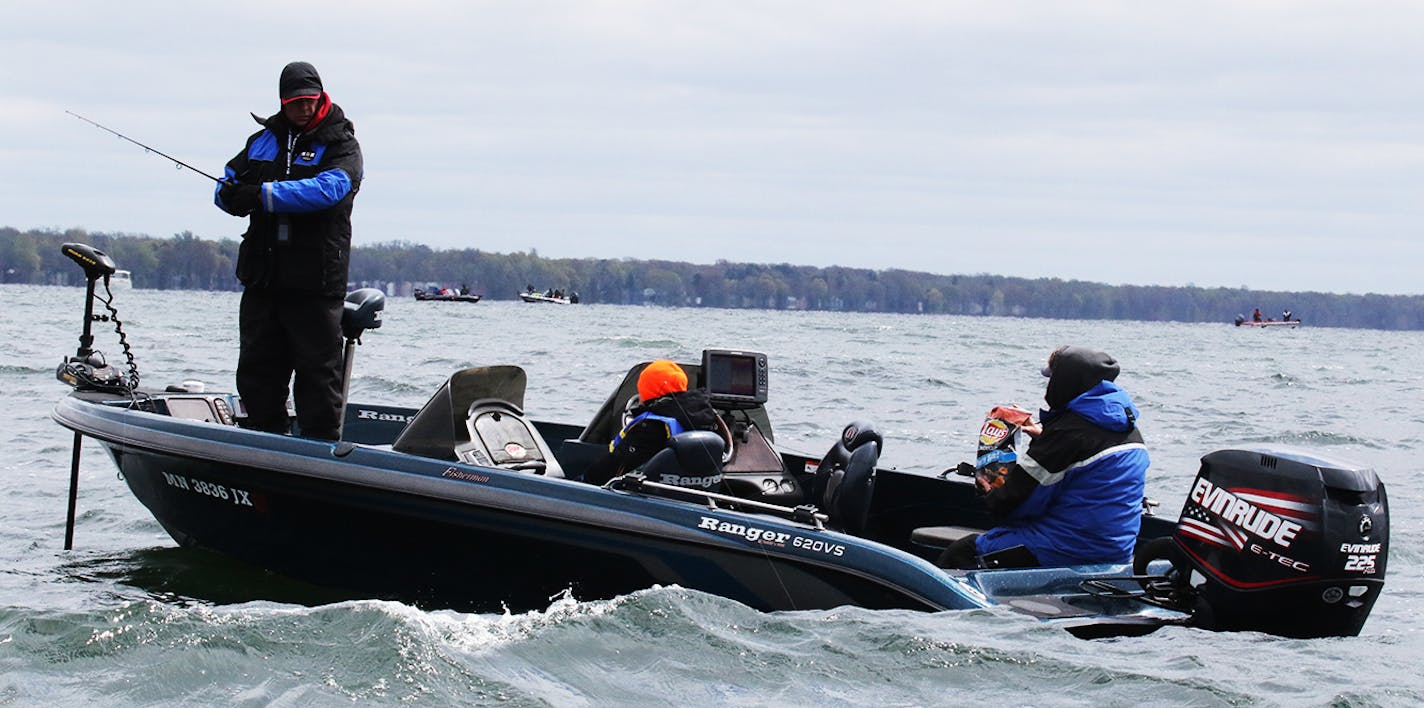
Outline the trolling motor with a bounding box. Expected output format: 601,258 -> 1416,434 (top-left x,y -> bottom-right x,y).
57,242 -> 144,550
1130,447 -> 1389,638
56,243 -> 136,393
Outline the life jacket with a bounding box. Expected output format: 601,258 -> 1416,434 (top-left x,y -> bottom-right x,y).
609,411 -> 685,453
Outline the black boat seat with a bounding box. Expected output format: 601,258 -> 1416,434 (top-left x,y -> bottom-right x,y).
810,421 -> 882,536
909,526 -> 982,549
341,288 -> 385,341
639,430 -> 726,492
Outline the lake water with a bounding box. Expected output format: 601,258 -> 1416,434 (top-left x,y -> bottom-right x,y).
3,283 -> 1422,706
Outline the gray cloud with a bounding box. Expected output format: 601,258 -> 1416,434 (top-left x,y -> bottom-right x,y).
4,1 -> 1420,294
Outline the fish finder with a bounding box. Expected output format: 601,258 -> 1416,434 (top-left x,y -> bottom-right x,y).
701,348 -> 768,409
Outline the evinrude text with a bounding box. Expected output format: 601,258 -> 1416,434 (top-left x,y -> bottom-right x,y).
1189,478 -> 1305,548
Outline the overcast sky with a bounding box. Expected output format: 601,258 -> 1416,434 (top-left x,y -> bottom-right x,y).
4,2 -> 1420,295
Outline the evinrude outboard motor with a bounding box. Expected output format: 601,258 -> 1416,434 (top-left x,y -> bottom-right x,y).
1141,446 -> 1388,638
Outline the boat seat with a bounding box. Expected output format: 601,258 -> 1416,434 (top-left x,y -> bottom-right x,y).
394,366 -> 564,477
809,421 -> 882,536
639,430 -> 726,492
909,526 -> 982,549
455,398 -> 564,477
341,287 -> 385,341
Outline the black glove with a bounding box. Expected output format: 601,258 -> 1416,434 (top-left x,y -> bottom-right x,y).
219,182 -> 261,215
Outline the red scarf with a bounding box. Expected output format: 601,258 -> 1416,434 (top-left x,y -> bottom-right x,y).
301,93 -> 333,133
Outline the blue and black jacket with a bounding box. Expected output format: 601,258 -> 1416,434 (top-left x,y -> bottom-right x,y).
216,95 -> 362,297
976,348 -> 1149,566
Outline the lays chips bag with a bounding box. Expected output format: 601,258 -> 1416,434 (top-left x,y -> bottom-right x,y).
974,405 -> 1033,495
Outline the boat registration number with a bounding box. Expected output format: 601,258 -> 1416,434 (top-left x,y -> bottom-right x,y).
162,471 -> 254,507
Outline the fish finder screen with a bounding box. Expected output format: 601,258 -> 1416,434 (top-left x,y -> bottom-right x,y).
711,358 -> 755,396
701,349 -> 768,407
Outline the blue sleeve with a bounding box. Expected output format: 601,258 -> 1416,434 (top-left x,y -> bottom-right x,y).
1005,480 -> 1058,521
215,166 -> 247,216
262,168 -> 354,213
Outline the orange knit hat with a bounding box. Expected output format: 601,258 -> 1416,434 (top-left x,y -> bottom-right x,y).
638,359 -> 688,402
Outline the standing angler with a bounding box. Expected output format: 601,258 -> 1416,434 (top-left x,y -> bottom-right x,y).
215,61 -> 363,441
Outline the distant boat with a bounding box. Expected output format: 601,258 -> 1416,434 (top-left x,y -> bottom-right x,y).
519,291 -> 576,304
414,288 -> 481,303
109,270 -> 132,290
1234,317 -> 1300,328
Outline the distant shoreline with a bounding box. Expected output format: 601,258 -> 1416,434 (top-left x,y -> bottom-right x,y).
5,227 -> 1422,330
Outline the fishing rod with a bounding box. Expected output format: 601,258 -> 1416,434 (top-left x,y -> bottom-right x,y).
66,110 -> 225,184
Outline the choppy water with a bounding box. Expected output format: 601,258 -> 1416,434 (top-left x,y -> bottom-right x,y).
2,283 -> 1422,706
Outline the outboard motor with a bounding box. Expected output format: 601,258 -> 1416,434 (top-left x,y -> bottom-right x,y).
1142,446 -> 1388,638
811,421 -> 882,535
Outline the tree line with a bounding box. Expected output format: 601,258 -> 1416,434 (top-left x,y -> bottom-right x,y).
4,226 -> 1422,330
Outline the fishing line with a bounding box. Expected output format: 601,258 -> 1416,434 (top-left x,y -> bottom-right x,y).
65,110 -> 225,183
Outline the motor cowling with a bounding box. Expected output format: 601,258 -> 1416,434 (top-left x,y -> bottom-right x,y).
1169,446 -> 1388,638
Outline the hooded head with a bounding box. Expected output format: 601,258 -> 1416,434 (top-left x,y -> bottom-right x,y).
638,360 -> 688,402
1042,345 -> 1120,410
279,61 -> 324,104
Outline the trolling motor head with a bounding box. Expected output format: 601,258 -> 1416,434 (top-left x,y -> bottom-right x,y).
61,243 -> 117,283
1139,446 -> 1388,638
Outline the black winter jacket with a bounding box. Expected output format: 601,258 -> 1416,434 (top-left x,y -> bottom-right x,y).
217,96 -> 362,296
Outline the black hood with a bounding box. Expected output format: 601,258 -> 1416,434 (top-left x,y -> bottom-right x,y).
279,61 -> 324,101
1044,346 -> 1120,410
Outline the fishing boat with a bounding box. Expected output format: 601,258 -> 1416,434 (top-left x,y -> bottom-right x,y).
519,290 -> 577,304
49,243 -> 1388,639
109,269 -> 132,290
1234,312 -> 1301,328
414,288 -> 481,303
1235,318 -> 1301,328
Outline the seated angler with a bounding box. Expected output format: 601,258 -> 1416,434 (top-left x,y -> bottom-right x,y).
583,360 -> 723,488
938,346 -> 1150,569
